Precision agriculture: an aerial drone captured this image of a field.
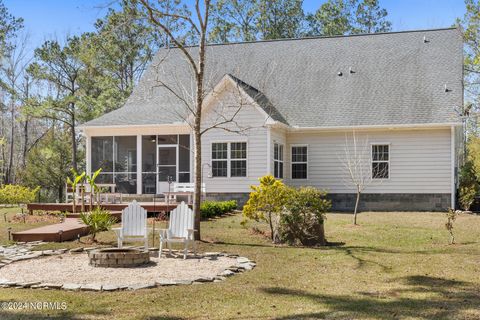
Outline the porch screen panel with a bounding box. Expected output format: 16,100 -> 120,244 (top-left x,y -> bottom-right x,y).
142,136 -> 157,194
114,136 -> 137,194
91,137 -> 114,185
140,134 -> 191,194
178,135 -> 190,183
91,137 -> 113,172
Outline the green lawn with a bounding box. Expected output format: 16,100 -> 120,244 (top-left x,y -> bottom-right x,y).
0,209 -> 479,320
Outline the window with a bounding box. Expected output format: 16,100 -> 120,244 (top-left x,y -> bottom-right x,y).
274,143 -> 284,179
212,143 -> 228,177
231,142 -> 247,177
291,145 -> 307,179
211,142 -> 247,177
372,144 -> 389,179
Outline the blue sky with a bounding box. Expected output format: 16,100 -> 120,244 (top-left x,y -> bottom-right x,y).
4,0 -> 466,49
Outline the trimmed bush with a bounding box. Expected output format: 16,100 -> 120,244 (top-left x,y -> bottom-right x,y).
201,200 -> 237,219
280,186 -> 331,246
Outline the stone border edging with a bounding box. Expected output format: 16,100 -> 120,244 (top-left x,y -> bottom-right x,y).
0,243 -> 256,292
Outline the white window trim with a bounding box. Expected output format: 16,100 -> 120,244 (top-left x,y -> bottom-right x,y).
291,144 -> 308,180
273,142 -> 284,179
211,141 -> 248,178
371,142 -> 390,180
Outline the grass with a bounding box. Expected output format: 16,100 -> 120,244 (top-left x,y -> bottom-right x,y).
0,209 -> 479,319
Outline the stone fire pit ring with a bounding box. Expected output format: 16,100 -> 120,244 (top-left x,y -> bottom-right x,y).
89,248 -> 150,268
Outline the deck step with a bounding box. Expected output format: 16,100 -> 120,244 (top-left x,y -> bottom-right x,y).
12,218 -> 89,243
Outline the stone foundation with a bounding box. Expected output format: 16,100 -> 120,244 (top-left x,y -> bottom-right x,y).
204,192 -> 451,212
205,193 -> 250,207
328,193 -> 451,212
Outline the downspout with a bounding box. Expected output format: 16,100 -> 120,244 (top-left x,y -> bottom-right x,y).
450,125 -> 455,209
266,127 -> 271,175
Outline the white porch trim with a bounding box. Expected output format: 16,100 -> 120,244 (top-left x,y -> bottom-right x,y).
136,135 -> 142,195
86,135 -> 91,176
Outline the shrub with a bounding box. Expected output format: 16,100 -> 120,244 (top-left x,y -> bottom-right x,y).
79,207 -> 117,241
459,185 -> 477,211
280,186 -> 331,246
445,208 -> 458,245
242,175 -> 289,243
201,200 -> 237,218
0,184 -> 40,206
458,161 -> 478,211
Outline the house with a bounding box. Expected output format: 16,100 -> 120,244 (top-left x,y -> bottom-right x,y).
80,27 -> 463,211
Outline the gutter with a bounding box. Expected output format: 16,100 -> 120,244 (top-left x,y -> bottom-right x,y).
286,122 -> 462,132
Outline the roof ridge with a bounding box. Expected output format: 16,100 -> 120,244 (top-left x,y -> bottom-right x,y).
163,27 -> 459,49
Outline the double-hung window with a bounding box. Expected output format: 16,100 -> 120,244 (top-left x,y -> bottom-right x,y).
274,143 -> 284,179
291,145 -> 308,179
212,143 -> 228,177
230,142 -> 247,177
212,142 -> 247,177
372,144 -> 389,179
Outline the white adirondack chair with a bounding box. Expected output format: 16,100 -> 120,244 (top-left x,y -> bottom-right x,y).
159,201 -> 196,259
113,200 -> 148,250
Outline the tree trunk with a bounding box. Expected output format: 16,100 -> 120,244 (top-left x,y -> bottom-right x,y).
7,99 -> 15,183
58,184 -> 63,204
268,211 -> 274,242
353,190 -> 361,225
193,128 -> 202,240
192,20 -> 207,241
70,114 -> 77,171
22,118 -> 28,168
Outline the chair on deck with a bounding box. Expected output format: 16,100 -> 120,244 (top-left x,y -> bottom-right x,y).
159,201 -> 196,259
113,200 -> 148,250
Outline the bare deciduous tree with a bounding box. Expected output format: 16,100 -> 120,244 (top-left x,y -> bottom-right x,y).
340,131 -> 386,225
134,0 -> 276,240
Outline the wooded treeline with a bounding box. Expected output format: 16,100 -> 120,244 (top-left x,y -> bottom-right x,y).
0,0 -> 476,203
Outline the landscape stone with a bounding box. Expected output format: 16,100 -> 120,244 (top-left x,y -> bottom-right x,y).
128,283 -> 156,290
238,263 -> 255,270
102,284 -> 120,291
193,277 -> 214,282
62,283 -> 81,291
39,283 -> 63,289
156,280 -> 177,286
4,281 -> 18,287
237,257 -> 250,264
18,281 -> 41,288
219,270 -> 235,277
81,284 -> 102,291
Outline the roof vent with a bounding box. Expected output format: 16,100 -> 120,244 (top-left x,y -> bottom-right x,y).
423,36 -> 429,43
444,84 -> 451,92
337,71 -> 343,76
349,67 -> 355,74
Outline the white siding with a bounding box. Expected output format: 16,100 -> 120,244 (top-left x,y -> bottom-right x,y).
285,128 -> 452,194
201,90 -> 269,193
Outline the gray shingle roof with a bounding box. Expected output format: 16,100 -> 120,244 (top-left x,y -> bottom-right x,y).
83,28 -> 463,128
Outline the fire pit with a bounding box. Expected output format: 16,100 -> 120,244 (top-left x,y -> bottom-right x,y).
88,248 -> 150,268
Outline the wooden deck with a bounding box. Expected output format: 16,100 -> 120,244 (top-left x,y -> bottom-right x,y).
12,218 -> 89,242
27,202 -> 185,215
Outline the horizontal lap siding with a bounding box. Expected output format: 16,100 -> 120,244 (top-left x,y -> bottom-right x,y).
285,129 -> 451,194
201,90 -> 268,193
